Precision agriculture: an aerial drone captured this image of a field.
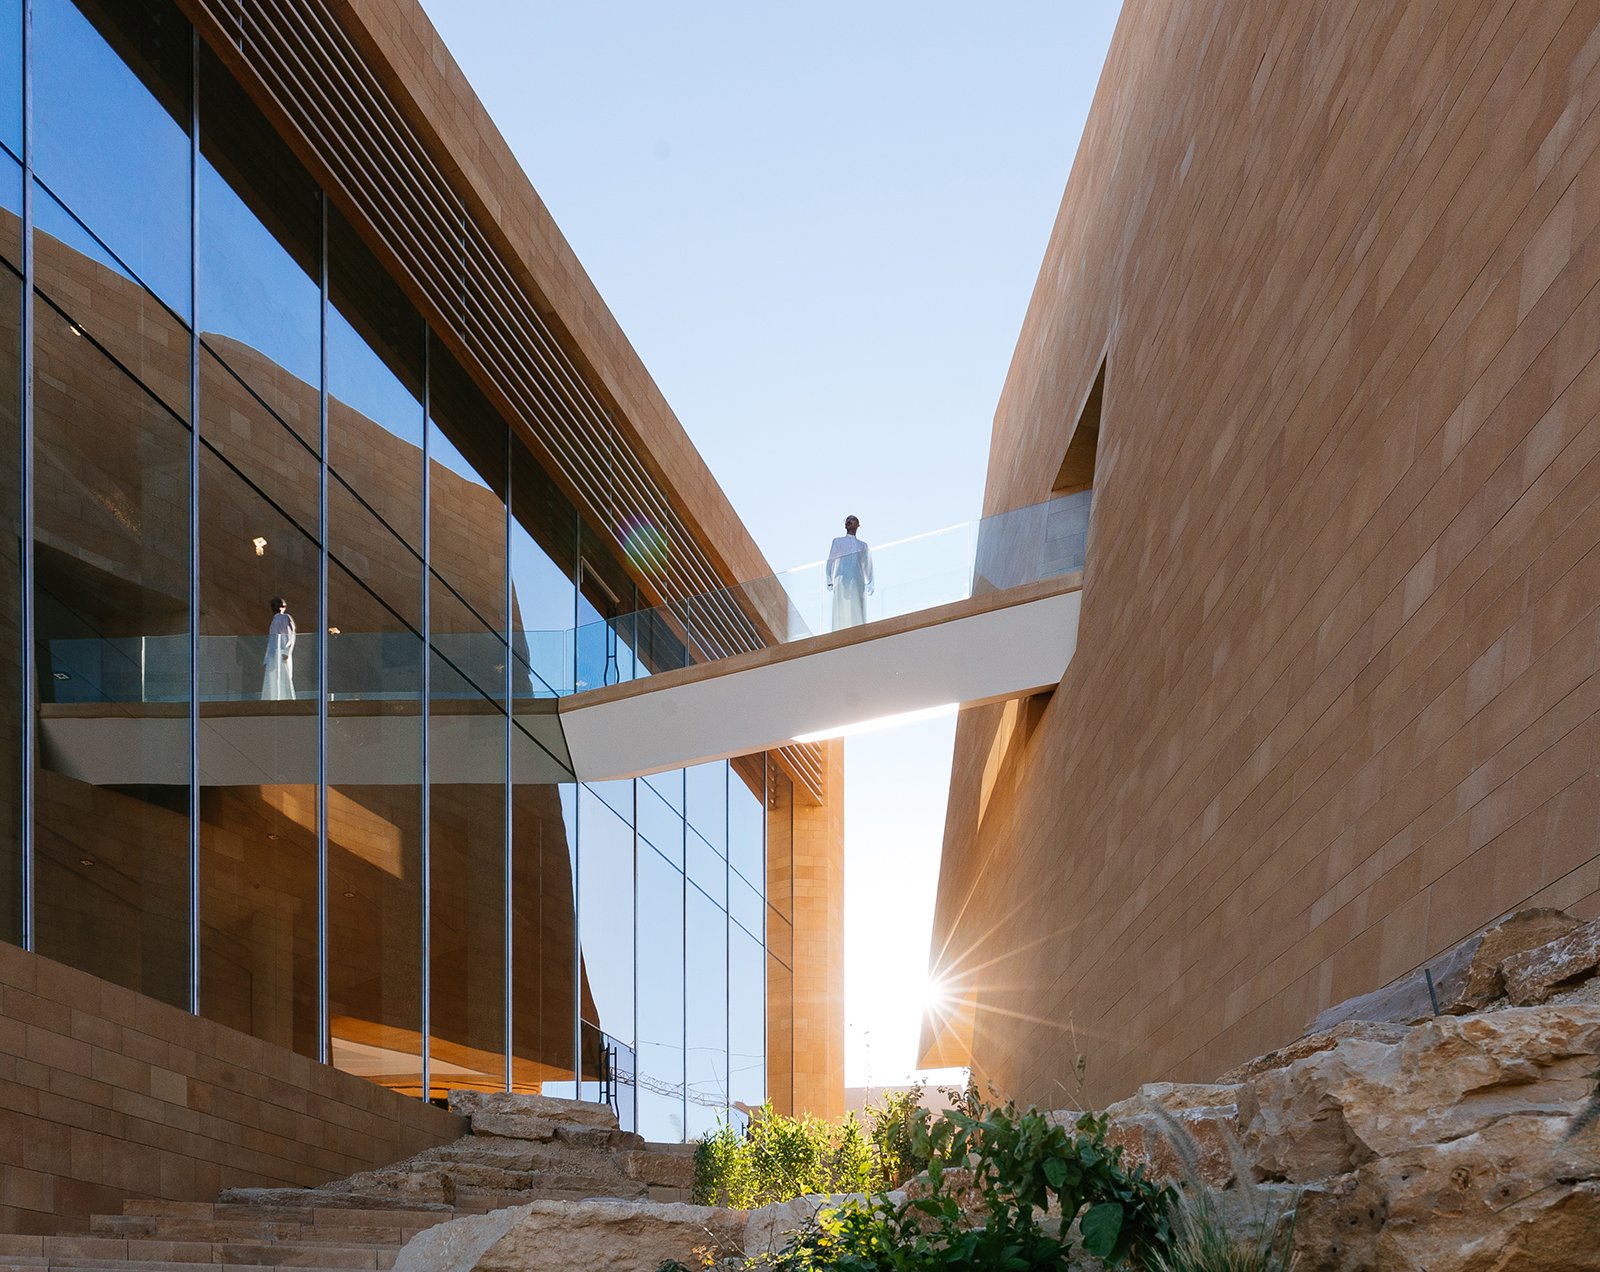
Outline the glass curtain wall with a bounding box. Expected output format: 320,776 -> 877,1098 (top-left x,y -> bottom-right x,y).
31,0 -> 191,1004
3,0 -> 773,1135
195,40 -> 322,1057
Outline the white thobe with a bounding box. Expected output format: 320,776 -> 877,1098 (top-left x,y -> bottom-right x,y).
261,612 -> 296,700
826,534 -> 874,630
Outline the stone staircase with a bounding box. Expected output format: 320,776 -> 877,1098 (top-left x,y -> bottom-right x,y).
0,1093 -> 697,1271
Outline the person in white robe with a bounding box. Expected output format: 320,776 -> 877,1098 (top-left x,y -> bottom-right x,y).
261,597 -> 296,700
826,515 -> 874,630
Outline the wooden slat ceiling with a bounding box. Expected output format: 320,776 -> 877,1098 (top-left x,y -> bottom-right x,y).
179,0 -> 825,801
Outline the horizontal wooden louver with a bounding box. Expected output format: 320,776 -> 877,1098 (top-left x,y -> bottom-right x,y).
180,0 -> 824,801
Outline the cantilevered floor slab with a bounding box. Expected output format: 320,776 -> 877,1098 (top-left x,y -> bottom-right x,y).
556,574 -> 1082,781
38,698 -> 575,787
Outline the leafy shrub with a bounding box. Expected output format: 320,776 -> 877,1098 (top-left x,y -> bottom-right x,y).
674,1092 -> 1176,1270
693,1093 -> 934,1209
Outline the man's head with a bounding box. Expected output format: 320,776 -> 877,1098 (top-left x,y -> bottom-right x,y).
844,515 -> 860,534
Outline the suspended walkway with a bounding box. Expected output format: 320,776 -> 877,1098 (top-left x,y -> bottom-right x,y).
37,492 -> 1091,786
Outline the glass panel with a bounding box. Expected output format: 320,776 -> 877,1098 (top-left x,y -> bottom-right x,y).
646,768 -> 682,814
326,208 -> 425,1094
577,784 -> 633,1098
508,419 -> 576,698
0,154 -> 19,943
428,698 -> 505,1096
193,59 -> 321,1052
427,337 -> 509,1097
729,756 -> 765,893
196,446 -> 320,1054
32,173 -> 190,1004
685,884 -> 727,1138
197,44 -> 320,413
687,829 -> 725,909
0,0 -> 19,159
636,843 -> 684,1141
510,779 -> 578,1092
685,761 -> 726,857
729,925 -> 764,1111
427,336 -> 506,634
767,907 -> 793,969
637,780 -> 682,870
575,521 -> 636,694
730,872 -> 762,942
587,777 -> 632,824
34,0 -> 191,317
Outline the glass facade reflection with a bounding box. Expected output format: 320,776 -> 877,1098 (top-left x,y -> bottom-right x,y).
3,0 -> 787,1134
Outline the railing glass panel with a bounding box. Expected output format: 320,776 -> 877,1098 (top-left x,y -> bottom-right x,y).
42,490 -> 1091,705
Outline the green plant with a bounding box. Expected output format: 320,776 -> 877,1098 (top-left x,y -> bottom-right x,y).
675,1093 -> 1176,1271
1138,1098 -> 1298,1272
866,1086 -> 930,1189
692,1095 -> 935,1210
915,1102 -> 1173,1267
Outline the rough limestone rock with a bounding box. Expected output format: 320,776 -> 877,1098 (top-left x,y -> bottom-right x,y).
625,1147 -> 696,1190
1309,909 -> 1580,1031
1098,1083 -> 1244,1188
473,1198 -> 746,1272
393,1204 -> 529,1272
1501,917 -> 1600,1005
1219,1020 -> 1410,1082
1367,1116 -> 1600,1271
448,1089 -> 623,1131
1239,1008 -> 1600,1183
1289,1171 -> 1387,1271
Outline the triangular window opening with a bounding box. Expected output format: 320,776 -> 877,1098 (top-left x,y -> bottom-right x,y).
1052,359 -> 1102,496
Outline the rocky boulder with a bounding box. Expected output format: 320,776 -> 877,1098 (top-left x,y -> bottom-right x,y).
1095,1005 -> 1600,1271
1307,909 -> 1580,1031
1502,917 -> 1600,1006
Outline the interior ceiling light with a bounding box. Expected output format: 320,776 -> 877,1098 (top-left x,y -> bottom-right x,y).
252,536 -> 267,556
327,626 -> 341,635
78,857 -> 94,866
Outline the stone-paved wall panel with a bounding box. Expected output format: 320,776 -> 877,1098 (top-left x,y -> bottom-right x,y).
931,0 -> 1600,1106
0,941 -> 462,1235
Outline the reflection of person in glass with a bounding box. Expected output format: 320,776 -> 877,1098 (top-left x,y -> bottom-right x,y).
826,515 -> 874,630
261,596 -> 296,700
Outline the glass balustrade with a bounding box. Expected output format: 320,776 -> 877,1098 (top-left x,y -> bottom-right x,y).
40,489 -> 1091,707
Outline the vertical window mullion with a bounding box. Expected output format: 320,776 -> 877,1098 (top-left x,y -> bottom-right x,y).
186,24 -> 200,1018
503,424 -> 513,1092
16,0 -> 30,953
419,332 -> 431,1102
316,191 -> 329,1067
571,784 -> 581,1089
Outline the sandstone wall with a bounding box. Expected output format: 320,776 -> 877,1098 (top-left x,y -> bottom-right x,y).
928,0 -> 1600,1103
0,940 -> 463,1235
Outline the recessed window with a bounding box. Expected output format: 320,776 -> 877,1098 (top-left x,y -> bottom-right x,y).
1052,359 -> 1103,496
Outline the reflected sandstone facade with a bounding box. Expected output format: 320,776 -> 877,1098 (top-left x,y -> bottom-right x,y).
927,0 -> 1600,1103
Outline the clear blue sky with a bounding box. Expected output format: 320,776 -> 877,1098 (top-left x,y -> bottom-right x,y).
419,0 -> 1123,1089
